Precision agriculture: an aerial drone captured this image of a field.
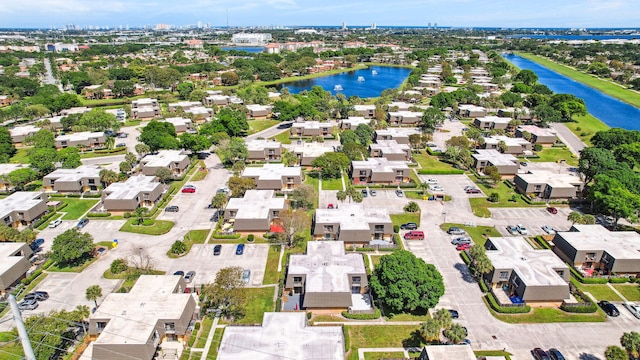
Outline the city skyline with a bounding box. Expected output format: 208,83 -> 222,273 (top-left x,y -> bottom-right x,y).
1,0 -> 639,29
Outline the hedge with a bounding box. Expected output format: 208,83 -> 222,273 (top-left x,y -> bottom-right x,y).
42,259 -> 53,270
21,269 -> 42,286
82,193 -> 102,198
478,278 -> 489,293
33,202 -> 69,228
87,212 -> 112,218
460,251 -> 471,265
534,236 -> 551,250
561,301 -> 597,313
609,277 -> 631,284
341,308 -> 381,320
484,293 -> 531,314
417,169 -> 465,175
212,232 -> 241,239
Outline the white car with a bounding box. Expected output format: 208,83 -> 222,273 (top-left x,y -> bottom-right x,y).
48,219 -> 62,228
426,178 -> 438,185
430,185 -> 444,192
516,224 -> 528,235
624,302 -> 640,319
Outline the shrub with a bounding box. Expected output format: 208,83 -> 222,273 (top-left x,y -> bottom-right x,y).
570,266 -> 608,284
110,258 -> 128,274
609,276 -> 630,284
306,312 -> 312,320
341,308 -> 381,320
533,144 -> 543,152
142,219 -> 154,226
194,322 -> 201,330
393,225 -> 400,233
87,212 -> 111,217
459,251 -> 471,265
560,302 -> 597,313
484,293 -> 531,313
478,278 -> 489,293
404,201 -> 420,213
170,240 -> 187,255
123,212 -> 131,218
247,234 -> 255,242
488,192 -> 500,202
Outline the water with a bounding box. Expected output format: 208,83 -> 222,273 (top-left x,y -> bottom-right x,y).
276,66 -> 412,98
221,47 -> 264,53
508,35 -> 640,40
503,54 -> 640,130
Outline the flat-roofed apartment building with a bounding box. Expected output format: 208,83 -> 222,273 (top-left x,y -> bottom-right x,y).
350,158 -> 411,184
167,101 -> 201,112
485,237 -> 570,304
0,192 -> 48,228
140,150 -> 190,178
55,131 -> 106,150
285,241 -> 367,311
313,204 -> 393,245
483,135 -> 532,155
0,243 -> 32,296
10,125 -> 40,145
202,94 -> 243,107
473,116 -> 512,130
388,101 -> 413,111
339,116 -> 371,130
241,164 -> 302,191
353,104 -> 375,118
374,128 -> 421,145
160,117 -> 193,134
369,140 -> 411,161
224,190 -> 285,232
516,125 -> 557,145
457,104 -> 487,118
60,107 -> 91,117
131,98 -> 161,120
218,312 -> 344,360
284,141 -> 338,166
387,110 -> 423,126
89,275 -> 196,360
43,165 -> 102,193
418,345 -> 476,360
290,121 -> 337,137
246,139 -> 282,161
472,149 -> 519,176
514,170 -> 583,199
553,225 -> 640,276
0,164 -> 26,191
102,176 -> 164,213
245,104 -> 272,119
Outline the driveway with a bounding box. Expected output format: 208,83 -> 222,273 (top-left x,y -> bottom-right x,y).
550,123 -> 586,156
432,119 -> 467,149
246,121 -> 291,141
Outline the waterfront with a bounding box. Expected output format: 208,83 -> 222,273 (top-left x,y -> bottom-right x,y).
276,66 -> 413,98
504,53 -> 640,130
221,46 -> 264,53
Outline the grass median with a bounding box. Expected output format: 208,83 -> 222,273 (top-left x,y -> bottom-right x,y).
345,325 -> 423,360
60,199 -> 99,220
119,219 -> 174,235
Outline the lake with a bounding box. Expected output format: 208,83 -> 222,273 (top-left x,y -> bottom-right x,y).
221,47 -> 264,53
508,35 -> 640,40
276,66 -> 413,98
503,54 -> 640,130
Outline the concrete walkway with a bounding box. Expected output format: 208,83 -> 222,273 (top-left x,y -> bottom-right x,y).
550,123 -> 587,156
199,316 -> 220,360
607,283 -> 628,302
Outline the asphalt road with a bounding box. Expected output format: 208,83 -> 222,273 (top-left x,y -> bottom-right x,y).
246,121 -> 291,141
550,123 -> 586,156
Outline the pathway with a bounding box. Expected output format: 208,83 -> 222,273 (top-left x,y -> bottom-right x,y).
199,316 -> 220,360
550,123 -> 587,156
246,121 -> 291,141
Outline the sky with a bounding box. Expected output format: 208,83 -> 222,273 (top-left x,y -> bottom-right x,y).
1,0 -> 640,29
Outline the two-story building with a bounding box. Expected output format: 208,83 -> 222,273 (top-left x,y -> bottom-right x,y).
387,111 -> 423,126
369,140 -> 411,161
55,131 -> 106,150
374,128 -> 421,145
224,190 -> 286,232
241,164 -> 302,191
140,150 -> 191,178
472,149 -> 520,176
483,136 -> 532,155
246,139 -> 283,162
350,158 -> 411,184
131,98 -> 161,120
514,171 -> 584,199
245,104 -> 272,119
353,104 -> 376,118
0,243 -> 32,296
473,116 -> 512,130
285,241 -> 368,311
290,121 -> 337,138
0,164 -> 26,191
102,176 -> 164,214
89,275 -> 196,360
43,166 -> 102,193
457,104 -> 487,118
284,141 -> 338,166
339,117 -> 371,130
10,125 -> 41,145
0,192 -> 48,228
167,101 -> 202,112
516,125 -> 557,145
160,117 -> 193,134
313,204 -> 393,246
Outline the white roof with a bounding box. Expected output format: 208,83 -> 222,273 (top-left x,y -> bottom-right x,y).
476,115 -> 512,124
315,204 -> 391,231
286,141 -> 338,158
218,312 -> 344,360
389,101 -> 413,110
162,117 -> 192,127
422,345 -> 476,360
140,150 -> 188,168
516,170 -> 582,189
292,121 -> 337,130
56,131 -> 104,142
458,104 -> 486,112
0,243 -> 29,279
353,104 -> 375,111
185,106 -> 212,115
132,98 -> 158,105
0,163 -> 26,176
246,139 -> 282,151
558,225 -> 640,260
0,192 -> 45,220
370,140 -> 410,155
375,127 -> 421,138
486,237 -> 568,287
340,117 -> 370,127
169,101 -> 200,108
44,166 -> 101,182
10,125 -> 40,137
104,176 -> 161,200
289,241 -> 366,293
351,157 -> 409,172
388,110 -> 423,118
518,125 -> 556,137
484,135 -> 531,147
242,164 -> 301,180
226,190 -> 285,220
472,149 -> 518,166
245,104 -> 271,112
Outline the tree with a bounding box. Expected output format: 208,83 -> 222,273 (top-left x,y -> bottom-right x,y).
582,214 -> 596,225
220,72 -> 239,86
421,107 -> 445,133
567,211 -> 584,225
0,127 -> 16,162
231,161 -> 246,176
132,206 -> 150,225
277,209 -> 310,247
484,166 -> 502,184
473,253 -> 494,276
228,176 -> 256,197
135,143 -> 151,157
125,152 -> 138,167
24,308 -> 87,360
179,133 -> 211,153
216,137 -> 248,165
100,169 -> 118,186
340,143 -> 368,162
605,346 -> 628,360
170,240 -> 187,255
432,308 -> 453,330
354,123 -> 374,145
85,285 -> 103,308
139,120 -> 179,151
105,136 -> 115,150
51,228 -> 94,267
154,167 -> 174,184
370,251 -> 445,314
404,201 -> 420,213
216,107 -> 249,137
282,151 -> 298,166
590,175 -> 640,229
420,318 -> 442,342
443,324 -> 467,344
514,69 -> 538,86
78,109 -> 120,132
27,128 -> 55,149
110,258 -> 128,274
211,193 -> 228,212
311,152 -> 350,179
202,266 -> 248,320
119,161 -> 132,173
58,146 -> 82,168
288,184 -> 317,210
7,168 -> 39,190
578,147 -> 617,185
29,147 -> 58,175
337,186 -> 363,203
621,331 -> 640,359
177,82 -> 194,99
487,192 -> 500,203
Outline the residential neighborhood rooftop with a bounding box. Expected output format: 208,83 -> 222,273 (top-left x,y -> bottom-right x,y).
351,157 -> 409,172
103,176 -> 160,200
315,204 -> 391,231
558,225 -> 640,260
374,127 -> 421,138
226,190 -> 285,220
370,140 -> 410,155
472,149 -> 518,166
0,243 -> 29,280
518,125 -> 557,137
0,163 -> 26,175
140,150 -> 188,168
242,164 -> 301,180
292,121 -> 337,129
56,131 -> 104,142
516,170 -> 582,188
10,125 -> 40,137
43,165 -> 102,182
484,135 -> 532,147
161,117 -> 192,127
0,192 -> 45,220
246,139 -> 282,151
420,345 -> 476,360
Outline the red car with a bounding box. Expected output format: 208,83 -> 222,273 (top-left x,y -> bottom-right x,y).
327,204 -> 334,209
546,207 -> 558,214
181,187 -> 196,193
456,243 -> 471,251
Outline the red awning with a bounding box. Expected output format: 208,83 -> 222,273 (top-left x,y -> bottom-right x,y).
270,224 -> 285,233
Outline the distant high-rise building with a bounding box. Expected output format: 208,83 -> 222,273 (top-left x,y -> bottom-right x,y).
342,22 -> 347,30
428,22 -> 431,28
197,21 -> 203,28
372,22 -> 376,30
434,22 -> 438,28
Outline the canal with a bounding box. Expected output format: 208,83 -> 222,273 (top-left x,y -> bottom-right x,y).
503,54 -> 640,130
276,66 -> 413,98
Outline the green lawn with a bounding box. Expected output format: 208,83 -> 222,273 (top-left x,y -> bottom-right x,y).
565,114 -> 611,145
168,229 -> 210,258
612,284 -> 640,301
440,223 -> 501,247
37,213 -> 63,230
0,332 -> 22,357
413,152 -> 459,172
475,351 -> 512,360
469,178 -> 539,217
119,219 -> 174,235
205,328 -> 224,359
322,176 -> 344,190
10,147 -> 31,164
390,213 -> 421,227
517,53 -> 640,108
530,147 -> 578,166
488,303 -> 606,323
304,171 -> 320,191
385,307 -> 430,322
370,255 -> 383,268
572,281 -> 623,302
364,353 -> 406,360
223,287 -> 275,324
60,199 -> 99,220
49,256 -> 99,273
262,245 -> 282,285
195,317 -> 214,348
345,325 -> 423,360
273,131 -> 292,144
248,119 -> 280,134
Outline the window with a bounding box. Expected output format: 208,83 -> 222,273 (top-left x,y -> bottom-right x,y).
359,170 -> 367,176
324,225 -> 334,232
96,322 -> 107,330
293,276 -> 302,283
586,252 -> 596,260
352,276 -> 361,283
499,271 -> 508,280
88,179 -> 95,184
396,171 -> 404,176
374,225 -> 384,232
556,270 -> 564,277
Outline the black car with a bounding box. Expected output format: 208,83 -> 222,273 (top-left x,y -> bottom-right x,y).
361,189 -> 368,198
598,301 -> 620,316
532,348 -> 551,360
173,271 -> 185,276
165,206 -> 179,212
104,130 -> 116,137
400,222 -> 418,230
548,348 -> 566,360
210,211 -> 221,222
77,218 -> 89,228
447,309 -> 459,319
24,291 -> 49,302
213,245 -> 222,256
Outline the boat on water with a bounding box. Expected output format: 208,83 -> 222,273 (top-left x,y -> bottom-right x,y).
357,76 -> 365,82
371,70 -> 378,75
333,85 -> 343,91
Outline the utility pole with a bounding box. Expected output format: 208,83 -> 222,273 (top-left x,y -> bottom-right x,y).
8,295 -> 36,360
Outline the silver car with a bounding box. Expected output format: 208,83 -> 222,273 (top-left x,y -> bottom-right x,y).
18,299 -> 39,311
624,302 -> 640,319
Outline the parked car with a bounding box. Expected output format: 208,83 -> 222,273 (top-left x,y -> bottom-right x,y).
213,245 -> 222,256
184,271 -> 196,283
117,133 -> 128,138
404,231 -> 425,240
236,244 -> 245,255
77,218 -> 89,228
48,219 -> 62,228
520,161 -> 528,167
447,227 -> 465,235
369,189 -> 377,196
29,238 -> 45,251
400,222 -> 418,230
456,243 -> 471,251
447,309 -> 459,319
395,189 -> 404,197
173,271 -> 185,276
623,302 -> 640,319
598,301 -> 620,316
430,185 -> 444,192
216,187 -> 230,195
17,299 -> 38,311
242,269 -> 251,283
361,189 -> 368,198
451,237 -> 472,245
426,178 -> 438,184
327,203 -> 335,209
165,206 -> 179,212
532,348 -> 551,360
181,187 -> 196,193
542,225 -> 556,235
507,225 -> 519,235
548,348 -> 566,360
24,291 -> 49,302
466,188 -> 481,194
184,184 -> 196,188
546,207 -> 558,214
516,224 -> 528,235
115,143 -> 126,148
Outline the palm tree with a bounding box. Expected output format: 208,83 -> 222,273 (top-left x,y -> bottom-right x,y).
86,285 -> 103,309
99,169 -> 118,187
567,211 -> 584,225
105,136 -> 115,150
420,319 -> 441,342
443,324 -> 467,344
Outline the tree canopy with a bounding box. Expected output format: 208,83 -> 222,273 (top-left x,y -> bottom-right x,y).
51,228 -> 94,267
